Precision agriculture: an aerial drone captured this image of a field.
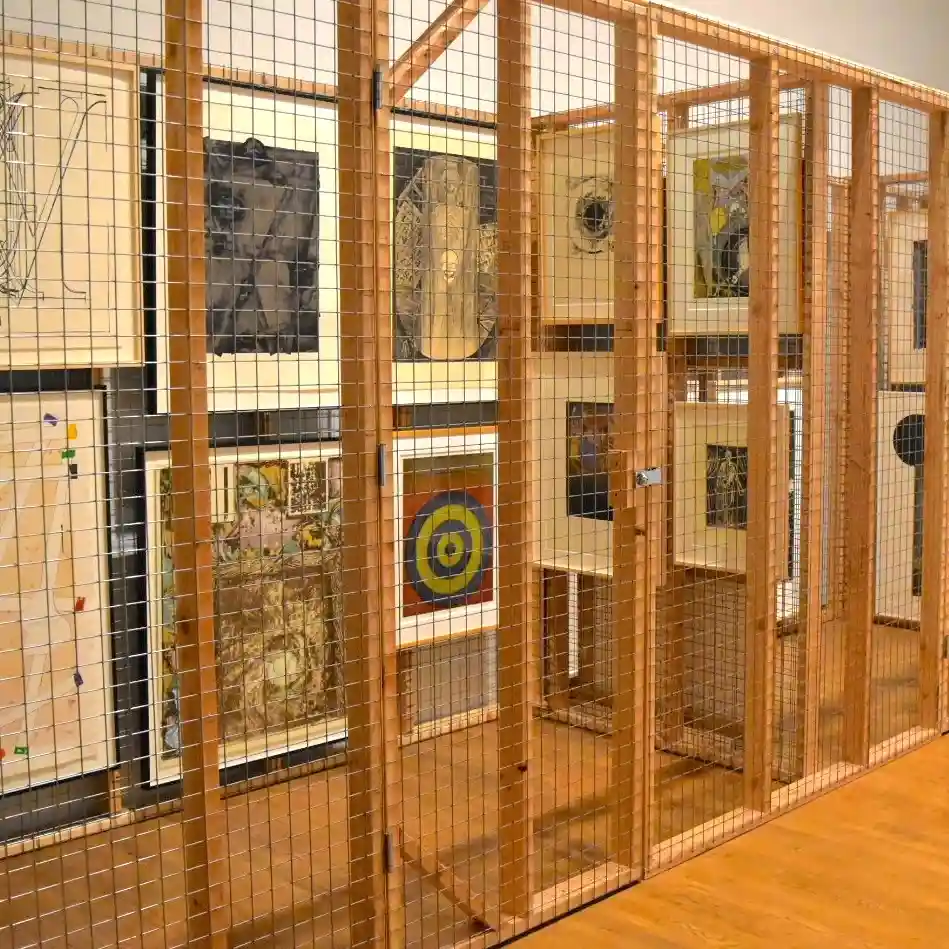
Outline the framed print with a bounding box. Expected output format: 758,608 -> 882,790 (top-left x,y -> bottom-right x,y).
393,429 -> 499,647
673,401 -> 791,575
0,391 -> 114,794
153,82 -> 339,412
876,390 -> 925,622
885,210 -> 927,386
537,353 -> 614,574
391,117 -> 497,405
0,50 -> 142,368
666,114 -> 802,336
145,442 -> 346,784
538,125 -> 614,323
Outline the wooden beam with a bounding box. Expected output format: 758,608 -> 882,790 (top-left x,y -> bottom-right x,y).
797,83 -> 830,777
530,75 -> 803,136
611,6 -> 662,870
535,0 -> 643,25
744,55 -> 781,813
496,0 -> 537,920
163,2 -> 229,945
842,88 -> 880,766
400,833 -> 504,931
163,1 -> 229,945
828,180 -> 851,624
337,0 -> 405,945
388,0 -> 488,105
652,4 -> 949,113
921,111 -> 949,730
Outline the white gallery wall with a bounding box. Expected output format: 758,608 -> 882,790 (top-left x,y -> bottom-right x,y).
3,0 -> 945,174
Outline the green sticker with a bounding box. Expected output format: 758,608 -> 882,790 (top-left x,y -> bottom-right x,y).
14,746 -> 28,756
61,448 -> 76,460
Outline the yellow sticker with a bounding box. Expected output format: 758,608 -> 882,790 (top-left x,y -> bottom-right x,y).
67,424 -> 78,440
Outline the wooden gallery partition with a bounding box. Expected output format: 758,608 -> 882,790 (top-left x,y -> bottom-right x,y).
2,2 -> 949,949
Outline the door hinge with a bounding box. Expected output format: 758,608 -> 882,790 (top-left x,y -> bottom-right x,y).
943,635 -> 949,660
376,442 -> 387,488
372,66 -> 384,112
383,829 -> 395,873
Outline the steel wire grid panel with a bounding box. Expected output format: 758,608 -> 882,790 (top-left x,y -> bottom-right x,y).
0,2 -> 947,949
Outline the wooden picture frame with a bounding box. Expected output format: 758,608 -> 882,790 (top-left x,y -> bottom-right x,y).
666,114 -> 802,336
537,124 -> 614,324
673,401 -> 791,576
0,49 -> 142,369
153,82 -> 340,413
145,442 -> 347,784
885,210 -> 928,386
876,390 -> 925,623
393,428 -> 499,648
0,391 -> 114,793
536,353 -> 614,575
391,116 -> 497,405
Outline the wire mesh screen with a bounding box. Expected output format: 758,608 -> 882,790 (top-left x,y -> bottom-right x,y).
0,2 -> 947,949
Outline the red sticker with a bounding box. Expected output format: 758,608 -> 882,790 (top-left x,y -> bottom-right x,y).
74,597 -> 86,612
0,748 -> 5,761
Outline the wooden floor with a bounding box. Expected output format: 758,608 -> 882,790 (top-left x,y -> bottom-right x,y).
522,735 -> 949,949
0,623 -> 923,949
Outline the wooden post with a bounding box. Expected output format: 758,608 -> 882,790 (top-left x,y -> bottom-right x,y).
337,0 -> 405,945
842,88 -> 879,766
496,0 -> 536,920
828,180 -> 851,624
163,3 -> 230,946
744,55 -> 780,812
921,111 -> 949,731
797,83 -> 830,776
612,6 -> 662,871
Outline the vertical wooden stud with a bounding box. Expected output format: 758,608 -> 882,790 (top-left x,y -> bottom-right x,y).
612,7 -> 663,870
921,111 -> 949,730
163,3 -> 230,945
843,88 -> 879,766
744,56 -> 780,812
337,0 -> 405,944
828,180 -> 851,623
496,0 -> 536,920
797,83 -> 830,776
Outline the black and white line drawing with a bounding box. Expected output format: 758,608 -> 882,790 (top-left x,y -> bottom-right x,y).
0,79 -> 108,311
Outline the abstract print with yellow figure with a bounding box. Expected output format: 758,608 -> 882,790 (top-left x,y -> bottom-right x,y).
692,154 -> 750,299
158,455 -> 343,758
402,453 -> 494,618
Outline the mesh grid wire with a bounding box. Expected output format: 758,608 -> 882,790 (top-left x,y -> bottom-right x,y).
0,1 -> 945,948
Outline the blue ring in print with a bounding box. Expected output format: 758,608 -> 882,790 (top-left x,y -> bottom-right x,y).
405,489 -> 492,606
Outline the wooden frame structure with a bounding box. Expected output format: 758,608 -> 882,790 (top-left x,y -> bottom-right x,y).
5,1 -> 949,948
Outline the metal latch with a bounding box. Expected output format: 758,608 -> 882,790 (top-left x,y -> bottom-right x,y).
635,467 -> 663,488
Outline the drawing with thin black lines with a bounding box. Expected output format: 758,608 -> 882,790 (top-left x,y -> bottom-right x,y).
0,79 -> 108,309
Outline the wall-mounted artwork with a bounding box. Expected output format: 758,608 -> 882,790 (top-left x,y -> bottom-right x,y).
0,49 -> 141,368
705,443 -> 748,529
673,401 -> 790,575
146,444 -> 345,784
565,401 -> 613,522
538,126 -> 614,323
205,137 -> 320,357
0,392 -> 113,794
391,119 -> 497,405
154,83 -> 339,412
666,115 -> 802,336
885,210 -> 927,386
537,353 -> 614,574
876,390 -> 925,622
394,430 -> 498,647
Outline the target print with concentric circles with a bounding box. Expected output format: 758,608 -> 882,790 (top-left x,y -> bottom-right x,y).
405,490 -> 493,608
